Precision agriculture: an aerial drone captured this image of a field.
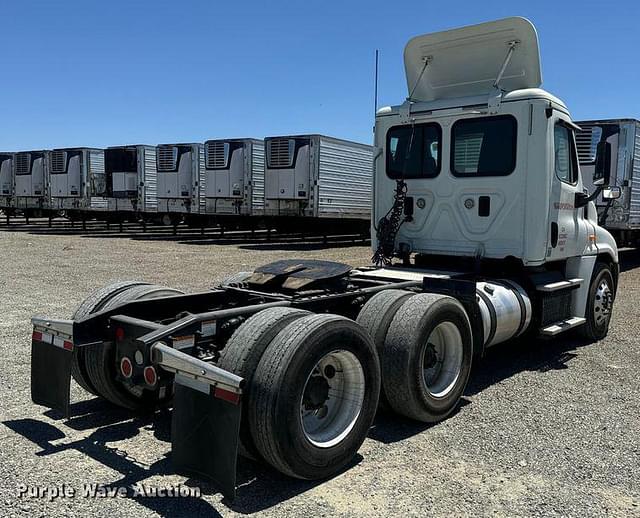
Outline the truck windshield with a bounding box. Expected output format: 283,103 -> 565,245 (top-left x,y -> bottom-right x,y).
386,123 -> 441,179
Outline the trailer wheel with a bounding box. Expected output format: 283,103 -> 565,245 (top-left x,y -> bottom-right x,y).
250,314 -> 380,479
83,284 -> 184,410
217,307 -> 310,459
382,293 -> 473,423
71,281 -> 150,396
580,262 -> 615,341
356,289 -> 414,407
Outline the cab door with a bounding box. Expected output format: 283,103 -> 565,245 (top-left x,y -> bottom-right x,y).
547,117 -> 592,260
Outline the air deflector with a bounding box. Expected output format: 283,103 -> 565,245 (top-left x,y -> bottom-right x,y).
404,17 -> 542,102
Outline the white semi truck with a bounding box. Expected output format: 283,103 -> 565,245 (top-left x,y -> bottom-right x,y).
30,17 -> 618,499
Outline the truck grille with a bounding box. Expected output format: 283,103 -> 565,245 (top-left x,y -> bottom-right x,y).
267,138 -> 294,168
576,125 -> 601,164
206,141 -> 229,169
50,151 -> 66,173
15,153 -> 30,174
157,145 -> 177,172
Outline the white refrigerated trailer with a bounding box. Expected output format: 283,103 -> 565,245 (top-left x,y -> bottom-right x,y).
14,150 -> 49,220
576,118 -> 640,247
48,148 -> 108,223
264,134 -> 372,232
103,145 -> 157,221
203,138 -> 265,227
0,153 -> 14,217
30,18 -> 619,500
155,143 -> 205,226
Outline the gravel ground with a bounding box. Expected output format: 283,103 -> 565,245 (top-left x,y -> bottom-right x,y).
0,221 -> 639,517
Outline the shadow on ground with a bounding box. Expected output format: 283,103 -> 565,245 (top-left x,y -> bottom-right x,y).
0,218 -> 370,250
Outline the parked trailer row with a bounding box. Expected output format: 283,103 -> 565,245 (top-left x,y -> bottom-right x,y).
0,136 -> 373,233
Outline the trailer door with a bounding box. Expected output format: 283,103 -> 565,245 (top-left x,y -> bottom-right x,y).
205,141 -> 244,198
67,151 -> 82,196
0,155 -> 13,196
50,150 -> 81,197
15,152 -> 45,197
266,138 -> 310,200
106,148 -> 138,198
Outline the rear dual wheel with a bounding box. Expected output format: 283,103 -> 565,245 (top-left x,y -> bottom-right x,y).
358,291 -> 473,423
221,310 -> 380,480
71,282 -> 184,410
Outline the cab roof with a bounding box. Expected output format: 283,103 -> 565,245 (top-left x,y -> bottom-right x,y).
377,88 -> 569,118
404,17 -> 542,102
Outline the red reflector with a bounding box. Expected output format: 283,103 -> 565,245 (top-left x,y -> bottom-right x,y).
120,357 -> 133,378
115,327 -> 125,341
32,331 -> 43,342
143,366 -> 157,386
214,387 -> 241,405
63,340 -> 73,351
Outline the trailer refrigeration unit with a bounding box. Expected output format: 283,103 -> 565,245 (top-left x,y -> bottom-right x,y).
48,148 -> 108,225
576,119 -> 640,247
0,153 -> 14,218
264,134 -> 372,233
103,145 -> 157,223
14,150 -> 49,221
155,143 -> 205,228
203,138 -> 265,228
30,18 -> 619,500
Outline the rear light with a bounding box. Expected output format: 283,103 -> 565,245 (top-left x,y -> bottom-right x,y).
115,327 -> 125,341
32,331 -> 43,341
144,366 -> 157,386
120,357 -> 133,378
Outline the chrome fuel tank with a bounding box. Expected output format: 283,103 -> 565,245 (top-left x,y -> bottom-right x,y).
476,280 -> 532,347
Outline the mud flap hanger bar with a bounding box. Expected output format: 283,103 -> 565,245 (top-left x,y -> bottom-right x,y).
135,301 -> 292,347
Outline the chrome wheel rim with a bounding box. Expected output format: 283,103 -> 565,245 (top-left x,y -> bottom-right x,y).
594,278 -> 613,327
422,322 -> 463,398
300,350 -> 365,448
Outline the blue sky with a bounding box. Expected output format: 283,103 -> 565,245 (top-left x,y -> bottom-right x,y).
1,0 -> 639,150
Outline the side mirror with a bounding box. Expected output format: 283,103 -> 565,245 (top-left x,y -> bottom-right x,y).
602,186 -> 622,200
593,141 -> 612,186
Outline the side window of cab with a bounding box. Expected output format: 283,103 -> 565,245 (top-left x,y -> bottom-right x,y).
554,123 -> 579,184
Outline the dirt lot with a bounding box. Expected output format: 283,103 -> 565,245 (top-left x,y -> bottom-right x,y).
0,222 -> 639,517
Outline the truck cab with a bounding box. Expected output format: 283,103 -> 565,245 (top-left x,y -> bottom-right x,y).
373,17 -> 617,328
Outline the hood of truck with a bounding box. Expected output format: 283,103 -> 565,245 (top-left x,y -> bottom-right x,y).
404,17 -> 542,102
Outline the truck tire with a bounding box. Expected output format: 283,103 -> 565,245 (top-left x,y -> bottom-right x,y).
356,289 -> 414,408
382,293 -> 473,423
217,307 -> 310,460
250,314 -> 380,479
220,271 -> 252,288
71,281 -> 150,396
579,262 -> 615,341
83,284 -> 184,410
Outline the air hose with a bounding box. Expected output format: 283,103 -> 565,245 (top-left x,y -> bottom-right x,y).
372,180 -> 408,266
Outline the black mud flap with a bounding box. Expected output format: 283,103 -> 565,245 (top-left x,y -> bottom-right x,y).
171,374 -> 242,500
30,333 -> 74,417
